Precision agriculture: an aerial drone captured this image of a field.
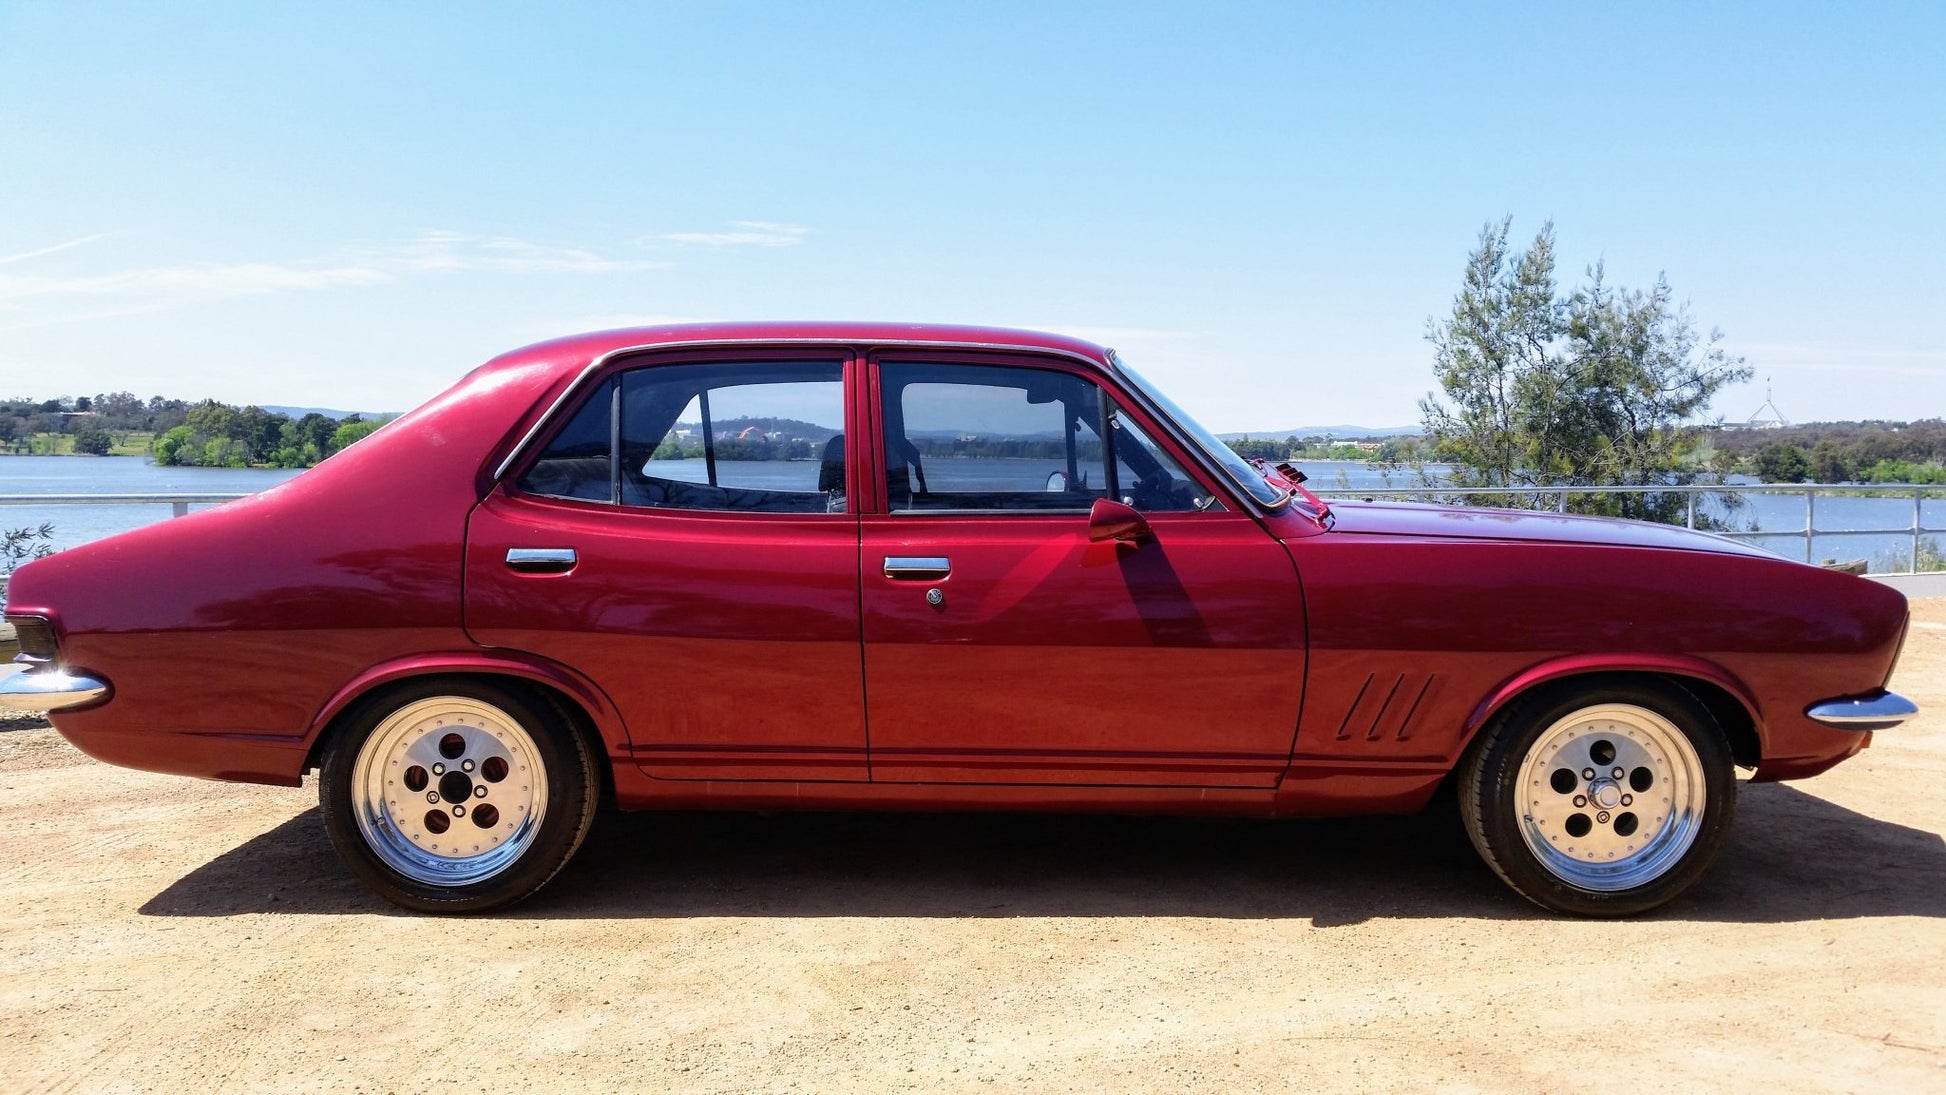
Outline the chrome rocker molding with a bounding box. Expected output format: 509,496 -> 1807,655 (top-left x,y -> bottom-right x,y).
0,663 -> 111,713
1805,691 -> 1918,731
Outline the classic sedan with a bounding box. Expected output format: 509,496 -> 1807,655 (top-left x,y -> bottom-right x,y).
0,322 -> 1917,916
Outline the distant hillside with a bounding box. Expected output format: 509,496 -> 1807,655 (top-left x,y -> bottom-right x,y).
260,404 -> 395,421
1219,425 -> 1420,440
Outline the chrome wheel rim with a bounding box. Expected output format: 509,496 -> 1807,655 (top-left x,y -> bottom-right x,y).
1515,703 -> 1706,892
351,696 -> 549,886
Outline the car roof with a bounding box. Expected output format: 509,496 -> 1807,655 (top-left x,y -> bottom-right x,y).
483,322 -> 1113,376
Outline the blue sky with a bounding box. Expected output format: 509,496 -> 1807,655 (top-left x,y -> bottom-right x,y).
2,2 -> 1940,431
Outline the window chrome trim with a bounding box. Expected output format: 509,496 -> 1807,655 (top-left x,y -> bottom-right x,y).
888,507 -> 1096,517
492,337 -> 1106,484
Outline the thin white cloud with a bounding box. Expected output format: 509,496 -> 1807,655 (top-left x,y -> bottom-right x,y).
0,232 -> 666,316
377,231 -> 668,275
0,232 -> 118,266
0,262 -> 389,301
654,221 -> 808,247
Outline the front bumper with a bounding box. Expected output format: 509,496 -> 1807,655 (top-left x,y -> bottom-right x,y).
0,661 -> 111,713
1805,690 -> 1918,731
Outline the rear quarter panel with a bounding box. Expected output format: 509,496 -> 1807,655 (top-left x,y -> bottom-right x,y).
7,356 -> 579,784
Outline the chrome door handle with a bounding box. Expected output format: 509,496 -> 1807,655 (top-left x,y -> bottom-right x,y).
883,556 -> 951,580
506,547 -> 578,574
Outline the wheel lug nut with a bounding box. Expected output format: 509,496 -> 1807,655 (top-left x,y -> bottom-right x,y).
1582,768 -> 1595,781
1612,767 -> 1624,780
462,760 -> 475,772
432,763 -> 445,775
453,805 -> 466,817
474,785 -> 488,798
425,791 -> 438,803
1621,794 -> 1633,806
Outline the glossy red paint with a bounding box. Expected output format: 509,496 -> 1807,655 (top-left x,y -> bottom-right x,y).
4,322 -> 1910,829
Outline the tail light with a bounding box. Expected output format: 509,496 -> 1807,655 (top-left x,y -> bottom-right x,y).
6,615 -> 57,661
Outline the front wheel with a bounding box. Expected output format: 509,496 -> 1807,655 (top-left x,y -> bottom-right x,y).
320,679 -> 597,913
1458,681 -> 1737,917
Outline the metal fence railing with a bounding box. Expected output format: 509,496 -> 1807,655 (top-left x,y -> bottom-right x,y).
0,493 -> 250,520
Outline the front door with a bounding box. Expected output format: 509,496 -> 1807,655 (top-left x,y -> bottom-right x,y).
859,355 -> 1306,786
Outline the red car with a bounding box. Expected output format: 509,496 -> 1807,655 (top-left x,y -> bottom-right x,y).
1,323 -> 1916,916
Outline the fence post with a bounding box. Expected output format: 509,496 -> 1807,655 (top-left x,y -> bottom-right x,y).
171,502 -> 189,519
1915,487 -> 1924,573
1686,492 -> 1696,530
1804,490 -> 1816,563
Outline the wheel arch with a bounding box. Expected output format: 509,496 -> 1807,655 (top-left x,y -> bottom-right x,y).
300,654 -> 624,797
1462,657 -> 1762,771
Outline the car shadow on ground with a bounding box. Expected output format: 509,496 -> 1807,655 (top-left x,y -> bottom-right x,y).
139,782 -> 1945,925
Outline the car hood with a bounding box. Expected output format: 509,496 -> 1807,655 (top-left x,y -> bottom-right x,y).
1322,500 -> 1781,559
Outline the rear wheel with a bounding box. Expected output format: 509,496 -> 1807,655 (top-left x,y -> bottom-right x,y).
320,679 -> 597,913
1459,681 -> 1736,917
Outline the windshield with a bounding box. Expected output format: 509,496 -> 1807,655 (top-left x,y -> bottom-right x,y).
1111,355 -> 1287,509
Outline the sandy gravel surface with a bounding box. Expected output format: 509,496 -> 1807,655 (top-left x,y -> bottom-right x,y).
3,604 -> 1943,1093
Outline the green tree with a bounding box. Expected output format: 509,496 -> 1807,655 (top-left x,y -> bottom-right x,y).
71,426 -> 113,455
153,425 -> 197,466
3,522 -> 56,576
1809,439 -> 1853,483
1419,219 -> 1752,520
184,399 -> 241,443
330,418 -> 383,452
1754,442 -> 1811,483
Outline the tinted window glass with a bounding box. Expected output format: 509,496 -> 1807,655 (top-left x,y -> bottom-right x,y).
517,378 -> 615,502
879,362 -> 1223,514
621,362 -> 847,513
881,363 -> 1106,512
1113,414 -> 1223,512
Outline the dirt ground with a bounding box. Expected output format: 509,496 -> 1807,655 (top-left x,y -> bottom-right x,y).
3,606 -> 1943,1094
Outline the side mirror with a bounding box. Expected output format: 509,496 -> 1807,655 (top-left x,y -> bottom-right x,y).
1088,497 -> 1151,544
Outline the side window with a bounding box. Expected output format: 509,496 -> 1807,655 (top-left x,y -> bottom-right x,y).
517,362 -> 848,514
879,362 -> 1220,513
881,363 -> 1106,513
1112,413 -> 1223,513
517,378 -> 616,502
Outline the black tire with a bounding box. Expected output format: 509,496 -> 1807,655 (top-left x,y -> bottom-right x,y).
319,678 -> 598,913
1458,680 -> 1737,917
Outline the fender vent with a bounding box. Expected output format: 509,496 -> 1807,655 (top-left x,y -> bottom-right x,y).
1334,672 -> 1437,742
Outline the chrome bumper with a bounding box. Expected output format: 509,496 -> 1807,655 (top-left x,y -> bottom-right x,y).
0,662 -> 110,713
1805,691 -> 1918,731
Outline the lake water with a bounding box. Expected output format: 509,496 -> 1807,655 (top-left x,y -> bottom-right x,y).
3,454 -> 1941,570
0,456 -> 303,554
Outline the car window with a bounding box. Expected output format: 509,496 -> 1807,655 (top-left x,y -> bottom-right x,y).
879,362 -> 1220,513
516,377 -> 617,503
517,361 -> 848,514
1112,413 -> 1224,513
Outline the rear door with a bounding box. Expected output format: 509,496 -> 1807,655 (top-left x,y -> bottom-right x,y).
466,351 -> 869,781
